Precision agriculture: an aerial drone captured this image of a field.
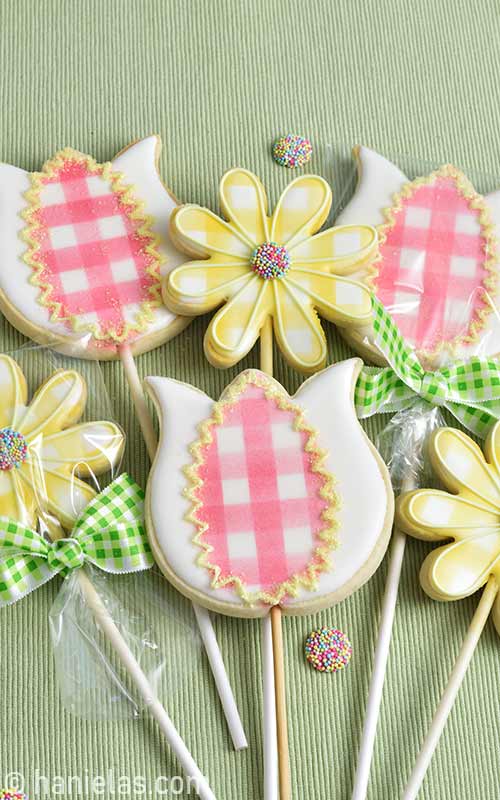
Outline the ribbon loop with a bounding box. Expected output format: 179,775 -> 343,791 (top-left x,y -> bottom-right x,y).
355,297 -> 500,438
47,538 -> 85,573
0,474 -> 153,607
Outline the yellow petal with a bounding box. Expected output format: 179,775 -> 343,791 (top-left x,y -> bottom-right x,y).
18,370 -> 86,440
25,467 -> 97,530
164,259 -> 251,315
41,422 -> 124,476
205,276 -> 271,367
0,470 -> 36,527
171,205 -> 253,259
397,489 -> 499,541
421,535 -> 500,600
220,169 -> 269,245
0,356 -> 27,429
270,175 -> 332,249
287,269 -> 372,324
290,224 -> 378,275
272,279 -> 327,374
484,419 -> 500,476
430,428 -> 500,511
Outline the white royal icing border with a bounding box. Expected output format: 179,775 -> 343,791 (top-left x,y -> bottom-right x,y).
336,146 -> 500,367
145,358 -> 394,618
0,136 -> 188,359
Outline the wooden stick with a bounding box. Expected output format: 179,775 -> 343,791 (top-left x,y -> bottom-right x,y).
120,343 -> 248,751
47,521 -> 216,799
351,474 -> 415,800
260,318 -> 291,800
402,576 -> 499,800
271,606 -> 291,799
262,614 -> 278,800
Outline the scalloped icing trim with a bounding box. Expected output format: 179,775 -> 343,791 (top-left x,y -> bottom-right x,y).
372,164 -> 498,364
184,370 -> 340,607
21,147 -> 164,344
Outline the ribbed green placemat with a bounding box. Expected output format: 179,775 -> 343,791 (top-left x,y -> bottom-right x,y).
1,1 -> 499,797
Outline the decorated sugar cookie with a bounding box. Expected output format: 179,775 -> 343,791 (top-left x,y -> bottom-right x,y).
0,136 -> 188,359
397,423 -> 500,631
164,168 -> 378,373
0,354 -> 124,528
336,147 -> 500,367
145,358 -> 394,617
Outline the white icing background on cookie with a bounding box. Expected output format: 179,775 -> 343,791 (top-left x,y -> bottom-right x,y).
0,136 -> 185,356
145,359 -> 392,616
336,147 -> 500,366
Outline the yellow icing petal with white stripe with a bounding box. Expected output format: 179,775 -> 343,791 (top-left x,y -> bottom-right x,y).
397,489 -> 500,541
220,169 -> 269,245
205,276 -> 271,367
34,469 -> 98,529
397,422 -> 500,612
171,205 -> 253,259
272,280 -> 327,373
0,356 -> 27,429
431,428 -> 500,510
271,175 -> 332,249
164,259 -> 251,315
18,370 -> 86,439
421,536 -> 500,600
41,422 -> 124,476
290,224 -> 378,275
287,269 -> 372,324
0,470 -> 35,526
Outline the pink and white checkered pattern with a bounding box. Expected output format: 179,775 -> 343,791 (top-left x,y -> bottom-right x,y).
376,175 -> 490,352
194,383 -> 332,599
28,155 -> 160,343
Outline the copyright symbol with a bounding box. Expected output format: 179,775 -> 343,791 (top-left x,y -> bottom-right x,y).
5,772 -> 24,791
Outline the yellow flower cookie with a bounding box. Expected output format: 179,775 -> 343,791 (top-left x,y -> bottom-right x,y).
0,355 -> 124,528
397,422 -> 500,633
165,169 -> 377,373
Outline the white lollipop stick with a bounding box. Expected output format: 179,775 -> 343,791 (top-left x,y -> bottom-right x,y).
77,569 -> 216,800
46,514 -> 215,800
193,604 -> 248,750
351,524 -> 408,800
120,343 -> 247,751
262,614 -> 278,800
402,577 -> 498,800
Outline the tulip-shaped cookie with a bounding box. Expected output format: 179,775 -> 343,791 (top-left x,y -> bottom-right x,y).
336,147 -> 500,367
145,359 -> 394,617
0,136 -> 187,358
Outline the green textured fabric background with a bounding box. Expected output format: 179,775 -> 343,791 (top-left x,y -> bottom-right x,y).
1,1 -> 500,798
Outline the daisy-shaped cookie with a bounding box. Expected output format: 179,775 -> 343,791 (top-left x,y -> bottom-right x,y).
165,169 -> 377,373
397,423 -> 500,633
0,355 -> 124,529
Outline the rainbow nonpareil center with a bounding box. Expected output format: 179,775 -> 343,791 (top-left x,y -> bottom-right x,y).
251,242 -> 291,280
0,427 -> 28,470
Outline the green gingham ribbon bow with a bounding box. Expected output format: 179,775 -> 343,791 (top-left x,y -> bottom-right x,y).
355,297 -> 500,438
0,474 -> 153,606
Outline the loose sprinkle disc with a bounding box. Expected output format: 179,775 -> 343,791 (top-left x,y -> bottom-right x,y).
305,628 -> 352,673
251,242 -> 291,280
0,428 -> 28,471
0,791 -> 27,800
273,134 -> 313,168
